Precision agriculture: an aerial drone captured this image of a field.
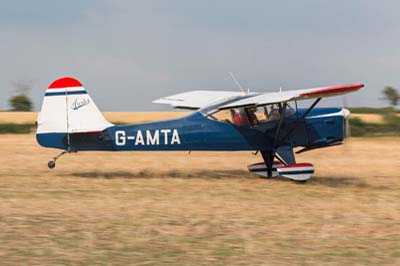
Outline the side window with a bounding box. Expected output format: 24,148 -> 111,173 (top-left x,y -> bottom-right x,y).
230,108 -> 250,126
246,106 -> 269,124
285,104 -> 296,117
265,104 -> 281,121
264,103 -> 296,121
208,108 -> 251,126
208,103 -> 296,125
208,110 -> 234,124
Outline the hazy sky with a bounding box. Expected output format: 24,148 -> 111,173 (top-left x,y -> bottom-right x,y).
1,0 -> 399,111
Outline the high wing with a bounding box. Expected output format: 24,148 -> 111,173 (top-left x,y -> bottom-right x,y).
152,90 -> 246,110
153,84 -> 363,110
219,84 -> 364,109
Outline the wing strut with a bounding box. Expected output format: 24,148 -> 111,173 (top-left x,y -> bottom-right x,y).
280,97 -> 322,142
260,98 -> 321,177
260,102 -> 288,178
274,103 -> 287,148
260,151 -> 275,178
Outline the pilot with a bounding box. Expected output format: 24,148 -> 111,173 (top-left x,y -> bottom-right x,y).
269,105 -> 281,120
247,107 -> 259,125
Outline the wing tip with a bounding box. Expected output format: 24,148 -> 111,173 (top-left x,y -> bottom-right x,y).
300,83 -> 364,97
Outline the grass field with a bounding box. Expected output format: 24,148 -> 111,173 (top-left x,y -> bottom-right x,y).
0,129 -> 399,265
351,113 -> 385,124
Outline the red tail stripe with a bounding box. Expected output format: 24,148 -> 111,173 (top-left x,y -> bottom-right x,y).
48,77 -> 83,89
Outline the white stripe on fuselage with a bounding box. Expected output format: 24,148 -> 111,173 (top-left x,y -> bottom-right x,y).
306,109 -> 348,119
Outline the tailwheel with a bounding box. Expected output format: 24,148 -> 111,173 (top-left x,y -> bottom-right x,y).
47,151 -> 68,169
48,160 -> 56,169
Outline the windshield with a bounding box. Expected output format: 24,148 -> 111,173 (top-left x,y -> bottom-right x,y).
199,94 -> 256,115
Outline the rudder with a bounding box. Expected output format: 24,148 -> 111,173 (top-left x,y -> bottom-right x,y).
36,77 -> 113,149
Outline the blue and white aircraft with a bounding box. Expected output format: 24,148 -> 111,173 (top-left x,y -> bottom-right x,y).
37,77 -> 363,182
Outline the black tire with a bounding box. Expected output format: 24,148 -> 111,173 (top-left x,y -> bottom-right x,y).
48,160 -> 56,169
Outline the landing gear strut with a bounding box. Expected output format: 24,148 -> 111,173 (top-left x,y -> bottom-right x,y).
260,151 -> 275,178
259,102 -> 288,178
48,151 -> 68,169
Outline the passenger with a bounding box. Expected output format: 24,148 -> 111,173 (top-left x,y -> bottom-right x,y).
238,109 -> 250,125
231,109 -> 250,126
231,110 -> 241,125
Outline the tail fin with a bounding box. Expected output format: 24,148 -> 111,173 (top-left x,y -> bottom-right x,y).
37,77 -> 112,148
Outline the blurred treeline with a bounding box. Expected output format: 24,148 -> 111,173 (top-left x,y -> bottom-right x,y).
349,107 -> 400,137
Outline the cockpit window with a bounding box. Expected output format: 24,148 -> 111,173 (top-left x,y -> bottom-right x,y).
246,104 -> 296,124
230,109 -> 251,126
208,109 -> 234,124
285,104 -> 296,117
207,108 -> 250,125
207,103 -> 296,126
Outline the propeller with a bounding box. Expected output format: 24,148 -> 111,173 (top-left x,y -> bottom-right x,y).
341,96 -> 352,140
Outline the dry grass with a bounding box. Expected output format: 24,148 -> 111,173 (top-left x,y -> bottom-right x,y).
351,113 -> 385,124
0,131 -> 399,265
0,112 -> 38,124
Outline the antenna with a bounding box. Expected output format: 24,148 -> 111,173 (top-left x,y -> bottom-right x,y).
229,72 -> 246,94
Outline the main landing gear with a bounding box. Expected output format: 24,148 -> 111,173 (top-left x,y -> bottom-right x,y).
47,151 -> 69,169
248,152 -> 315,183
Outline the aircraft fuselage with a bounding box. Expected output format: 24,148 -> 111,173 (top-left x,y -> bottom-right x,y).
37,107 -> 346,153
